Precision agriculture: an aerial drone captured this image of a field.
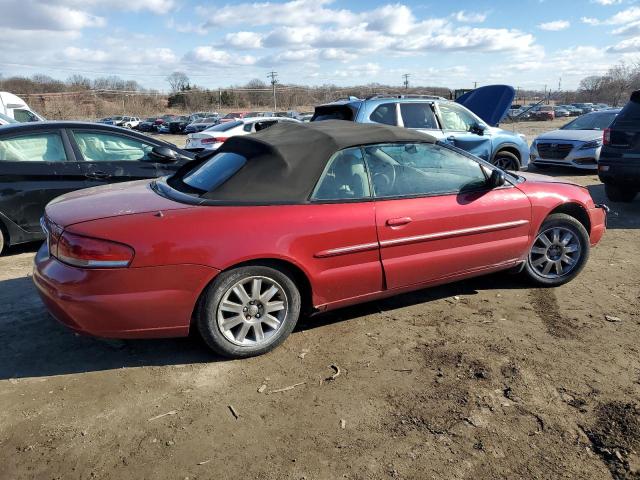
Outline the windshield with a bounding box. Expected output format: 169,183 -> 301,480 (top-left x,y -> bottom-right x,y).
561,112 -> 617,130
204,121 -> 242,132
0,112 -> 18,123
182,152 -> 247,193
223,113 -> 239,119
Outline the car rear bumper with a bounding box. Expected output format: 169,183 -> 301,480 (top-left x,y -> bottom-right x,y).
598,162 -> 640,186
33,244 -> 219,339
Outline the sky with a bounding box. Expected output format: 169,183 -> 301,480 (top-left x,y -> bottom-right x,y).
1,0 -> 640,92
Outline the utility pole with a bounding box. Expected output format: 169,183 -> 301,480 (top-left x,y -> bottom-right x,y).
473,81 -> 478,89
402,73 -> 410,89
267,71 -> 278,111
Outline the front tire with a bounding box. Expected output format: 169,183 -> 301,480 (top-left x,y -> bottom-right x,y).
523,213 -> 590,287
493,151 -> 521,171
197,265 -> 301,358
605,183 -> 637,203
0,226 -> 5,255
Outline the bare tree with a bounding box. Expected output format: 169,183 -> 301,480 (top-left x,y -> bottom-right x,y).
166,71 -> 190,93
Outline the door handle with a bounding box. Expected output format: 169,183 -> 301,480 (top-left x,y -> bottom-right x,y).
386,217 -> 413,227
85,171 -> 111,180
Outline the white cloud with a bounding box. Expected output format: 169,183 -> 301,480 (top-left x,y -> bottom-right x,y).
592,0 -> 622,5
607,36 -> 640,52
582,6 -> 640,26
581,17 -> 600,25
453,10 -> 487,23
0,1 -> 105,31
367,4 -> 416,35
538,20 -> 570,31
224,32 -> 264,49
184,47 -> 257,66
197,0 -> 353,28
613,20 -> 640,36
52,0 -> 177,15
62,46 -> 178,64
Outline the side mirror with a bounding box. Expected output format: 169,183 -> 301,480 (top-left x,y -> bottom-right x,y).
470,123 -> 487,135
149,146 -> 178,163
487,169 -> 506,188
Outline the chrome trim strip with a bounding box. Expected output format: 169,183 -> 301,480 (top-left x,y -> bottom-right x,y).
380,220 -> 530,248
314,242 -> 379,258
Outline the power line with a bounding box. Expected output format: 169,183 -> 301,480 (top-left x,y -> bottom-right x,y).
267,70 -> 278,110
402,73 -> 410,89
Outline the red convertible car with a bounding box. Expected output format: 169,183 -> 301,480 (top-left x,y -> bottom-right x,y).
34,121 -> 607,358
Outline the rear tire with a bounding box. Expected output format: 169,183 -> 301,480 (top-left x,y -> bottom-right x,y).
197,265 -> 301,358
0,226 -> 5,255
493,151 -> 521,171
605,183 -> 637,203
523,213 -> 590,287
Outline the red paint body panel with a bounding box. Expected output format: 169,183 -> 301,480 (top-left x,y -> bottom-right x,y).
33,245 -> 218,338
374,187 -> 532,289
35,174 -> 607,340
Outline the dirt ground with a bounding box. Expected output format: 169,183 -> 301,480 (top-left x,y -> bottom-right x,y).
1,119 -> 639,480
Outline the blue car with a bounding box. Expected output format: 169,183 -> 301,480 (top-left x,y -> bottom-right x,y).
311,85 -> 529,170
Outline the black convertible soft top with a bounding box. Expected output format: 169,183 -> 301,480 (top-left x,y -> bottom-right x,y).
178,120 -> 436,203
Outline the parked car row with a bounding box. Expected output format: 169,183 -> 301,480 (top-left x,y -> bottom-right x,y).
0,85 -> 620,359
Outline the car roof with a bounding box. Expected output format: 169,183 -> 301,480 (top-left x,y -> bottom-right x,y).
0,120 -> 149,134
182,120 -> 436,204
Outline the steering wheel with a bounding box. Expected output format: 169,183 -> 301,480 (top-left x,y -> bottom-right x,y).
372,163 -> 397,195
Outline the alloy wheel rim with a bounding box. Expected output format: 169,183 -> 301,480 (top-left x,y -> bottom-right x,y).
217,276 -> 288,347
529,226 -> 581,279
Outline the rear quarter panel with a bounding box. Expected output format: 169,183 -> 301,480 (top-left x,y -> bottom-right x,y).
65,203 -> 384,308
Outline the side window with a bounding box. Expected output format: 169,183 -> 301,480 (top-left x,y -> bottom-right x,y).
369,103 -> 397,126
72,131 -> 154,162
438,103 -> 479,132
400,103 -> 438,129
243,123 -> 253,132
13,109 -> 39,122
312,147 -> 371,201
0,132 -> 67,162
363,143 -> 487,198
254,120 -> 277,132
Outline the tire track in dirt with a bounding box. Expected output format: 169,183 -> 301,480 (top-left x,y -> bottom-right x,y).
529,288 -> 577,339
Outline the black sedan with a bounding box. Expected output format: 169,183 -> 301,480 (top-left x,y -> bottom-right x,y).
0,122 -> 194,253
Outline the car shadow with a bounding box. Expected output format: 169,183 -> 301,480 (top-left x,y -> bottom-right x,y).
297,272 -> 527,331
0,276 -> 218,380
1,271 -> 526,380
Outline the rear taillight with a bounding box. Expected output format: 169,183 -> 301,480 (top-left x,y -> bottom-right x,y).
53,232 -> 134,268
603,128 -> 611,145
201,137 -> 227,144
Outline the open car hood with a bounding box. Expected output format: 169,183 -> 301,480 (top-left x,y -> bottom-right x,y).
455,84 -> 515,127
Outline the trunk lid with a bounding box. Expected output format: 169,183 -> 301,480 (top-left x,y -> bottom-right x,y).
45,180 -> 192,228
455,84 -> 515,127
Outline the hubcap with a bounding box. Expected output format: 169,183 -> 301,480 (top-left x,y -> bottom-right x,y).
529,227 -> 581,279
217,276 -> 288,347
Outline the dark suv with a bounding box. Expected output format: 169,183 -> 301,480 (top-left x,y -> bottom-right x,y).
598,90 -> 640,202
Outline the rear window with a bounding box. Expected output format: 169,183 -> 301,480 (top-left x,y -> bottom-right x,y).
182,152 -> 246,192
311,105 -> 356,122
204,121 -> 242,132
613,98 -> 640,127
400,103 -> 438,129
